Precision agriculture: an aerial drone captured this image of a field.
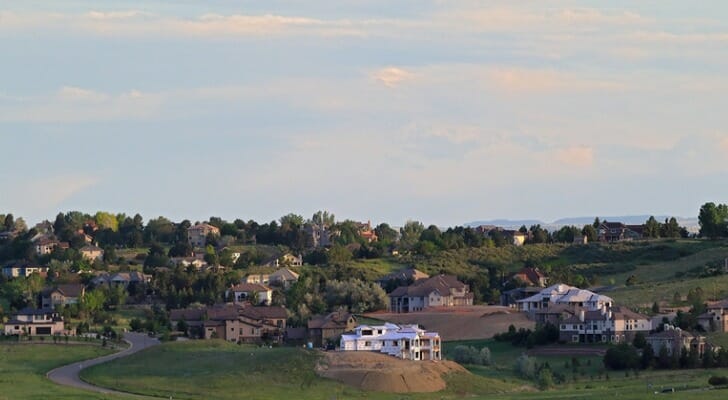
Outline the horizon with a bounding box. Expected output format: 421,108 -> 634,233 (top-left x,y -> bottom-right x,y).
2,1 -> 727,227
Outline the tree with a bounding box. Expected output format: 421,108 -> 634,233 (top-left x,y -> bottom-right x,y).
652,301 -> 660,314
94,211 -> 119,232
644,216 -> 661,238
326,245 -> 352,266
699,202 -> 728,239
374,223 -> 398,244
593,217 -> 601,228
603,344 -> 640,370
582,225 -> 597,242
515,354 -> 537,379
641,344 -> 655,369
633,332 -> 647,349
399,220 -> 424,250
538,368 -> 554,390
311,211 -> 335,227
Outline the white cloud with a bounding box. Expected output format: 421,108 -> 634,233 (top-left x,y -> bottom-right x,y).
554,146 -> 594,168
371,67 -> 415,88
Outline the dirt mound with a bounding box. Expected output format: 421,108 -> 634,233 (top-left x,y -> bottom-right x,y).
316,351 -> 468,393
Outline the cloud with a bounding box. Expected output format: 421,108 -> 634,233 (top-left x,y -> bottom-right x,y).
486,68 -> 623,93
371,67 -> 415,88
11,175 -> 100,213
554,146 -> 595,167
57,86 -> 108,102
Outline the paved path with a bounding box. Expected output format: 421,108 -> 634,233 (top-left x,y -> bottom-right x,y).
47,332 -> 161,398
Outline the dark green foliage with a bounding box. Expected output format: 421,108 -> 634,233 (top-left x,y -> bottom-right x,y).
603,344 -> 640,370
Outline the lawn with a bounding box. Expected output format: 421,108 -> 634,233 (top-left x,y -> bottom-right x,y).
0,343 -> 119,400
81,340 -> 519,400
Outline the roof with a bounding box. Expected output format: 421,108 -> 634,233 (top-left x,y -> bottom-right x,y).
517,284 -> 613,305
389,275 -> 467,298
377,268 -> 430,283
240,306 -> 287,320
188,223 -> 220,232
80,245 -> 103,252
230,283 -> 271,292
308,311 -> 355,329
269,268 -> 299,281
14,307 -> 57,316
513,267 -> 546,286
46,283 -> 85,298
610,306 -> 649,321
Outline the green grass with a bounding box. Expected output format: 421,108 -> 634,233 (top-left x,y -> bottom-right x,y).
81,340 -> 518,400
0,343 -> 119,400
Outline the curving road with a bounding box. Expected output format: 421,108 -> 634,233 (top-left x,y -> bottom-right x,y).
47,332 -> 161,398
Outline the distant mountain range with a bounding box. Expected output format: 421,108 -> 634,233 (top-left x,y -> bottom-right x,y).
465,215 -> 700,232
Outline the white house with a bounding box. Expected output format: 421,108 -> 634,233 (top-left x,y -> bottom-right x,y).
227,283 -> 273,306
340,323 -> 441,361
516,284 -> 613,314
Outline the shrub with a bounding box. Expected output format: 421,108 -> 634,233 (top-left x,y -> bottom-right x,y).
515,354 -> 537,379
709,376 -> 728,386
603,344 -> 640,370
453,345 -> 491,365
538,368 -> 554,390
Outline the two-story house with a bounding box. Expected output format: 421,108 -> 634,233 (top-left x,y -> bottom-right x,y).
4,308 -> 65,336
227,283 -> 273,306
41,284 -> 86,308
516,284 -> 613,314
558,306 -> 651,344
340,323 -> 442,361
187,223 -> 220,248
388,275 -> 473,313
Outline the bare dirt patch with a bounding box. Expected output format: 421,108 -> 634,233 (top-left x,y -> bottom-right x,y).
364,306 -> 534,341
316,351 -> 468,393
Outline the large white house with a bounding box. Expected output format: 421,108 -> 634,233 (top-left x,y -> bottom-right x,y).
516,284 -> 613,314
340,323 -> 441,361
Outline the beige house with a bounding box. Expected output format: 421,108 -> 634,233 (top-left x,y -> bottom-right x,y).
79,245 -> 104,261
558,306 -> 651,344
388,275 -> 473,313
646,325 -> 707,356
34,238 -> 68,256
187,223 -> 220,248
4,308 -> 65,336
698,300 -> 728,332
41,284 -> 86,308
269,268 -> 299,288
170,304 -> 287,343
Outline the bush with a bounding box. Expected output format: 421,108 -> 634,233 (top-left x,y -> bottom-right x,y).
538,368 -> 554,390
452,345 -> 491,365
515,354 -> 537,379
603,344 -> 640,370
709,376 -> 728,386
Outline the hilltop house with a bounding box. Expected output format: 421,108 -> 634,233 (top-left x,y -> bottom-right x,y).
558,306 -> 651,344
4,308 -> 64,336
34,238 -> 68,256
597,222 -> 644,242
79,245 -> 104,261
91,272 -> 151,288
388,275 -> 473,313
307,311 -> 357,347
269,254 -> 303,268
187,223 -> 220,248
170,304 -> 287,343
646,325 -> 707,356
305,223 -> 337,248
227,283 -> 273,306
356,221 -> 378,243
340,323 -> 442,361
516,284 -> 613,314
41,284 -> 86,308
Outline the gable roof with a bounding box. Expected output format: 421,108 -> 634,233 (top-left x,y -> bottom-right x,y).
240,306 -> 287,320
513,267 -> 546,286
308,311 -> 355,329
80,245 -> 103,252
269,268 -> 299,281
45,283 -> 85,298
230,283 -> 271,292
389,275 -> 467,298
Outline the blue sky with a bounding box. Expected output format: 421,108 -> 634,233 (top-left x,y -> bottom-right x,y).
1,1 -> 727,226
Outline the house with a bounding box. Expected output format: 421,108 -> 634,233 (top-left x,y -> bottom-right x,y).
274,253 -> 303,267
698,299 -> 728,332
512,267 -> 548,287
597,222 -> 644,242
356,221 -> 378,243
4,308 -> 65,336
187,223 -> 220,248
79,245 -> 104,261
340,323 -> 442,361
558,306 -> 651,344
646,325 -> 707,356
169,304 -> 287,343
41,284 -> 86,308
573,234 -> 588,245
388,275 -> 474,313
516,284 -> 613,314
535,303 -> 579,326
501,287 -> 544,307
245,274 -> 270,285
227,283 -> 273,306
269,268 -> 299,288
91,272 -> 151,288
305,223 -> 337,248
376,268 -> 430,289
170,257 -> 208,269
307,311 -> 357,347
34,238 -> 68,256
2,264 -> 49,278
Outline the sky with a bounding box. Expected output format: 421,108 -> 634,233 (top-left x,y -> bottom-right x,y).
1,1 -> 727,227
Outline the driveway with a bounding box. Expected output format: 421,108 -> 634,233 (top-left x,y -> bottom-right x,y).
47,332 -> 161,398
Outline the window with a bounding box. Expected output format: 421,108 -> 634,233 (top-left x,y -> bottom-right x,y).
392,341 -> 398,347
572,335 -> 579,343
561,324 -> 566,329
362,329 -> 373,336
377,330 -> 382,334
364,341 -> 371,347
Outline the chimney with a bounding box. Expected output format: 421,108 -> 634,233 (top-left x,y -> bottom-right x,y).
579,309 -> 585,322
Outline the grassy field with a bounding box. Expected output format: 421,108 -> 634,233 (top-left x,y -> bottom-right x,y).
81,340 -> 519,400
0,343 -> 119,400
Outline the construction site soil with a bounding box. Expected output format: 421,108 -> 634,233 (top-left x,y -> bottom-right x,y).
316,351 -> 468,393
365,306 -> 534,341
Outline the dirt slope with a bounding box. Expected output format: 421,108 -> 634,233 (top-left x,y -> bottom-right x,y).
316,351 -> 468,393
365,306 -> 534,341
